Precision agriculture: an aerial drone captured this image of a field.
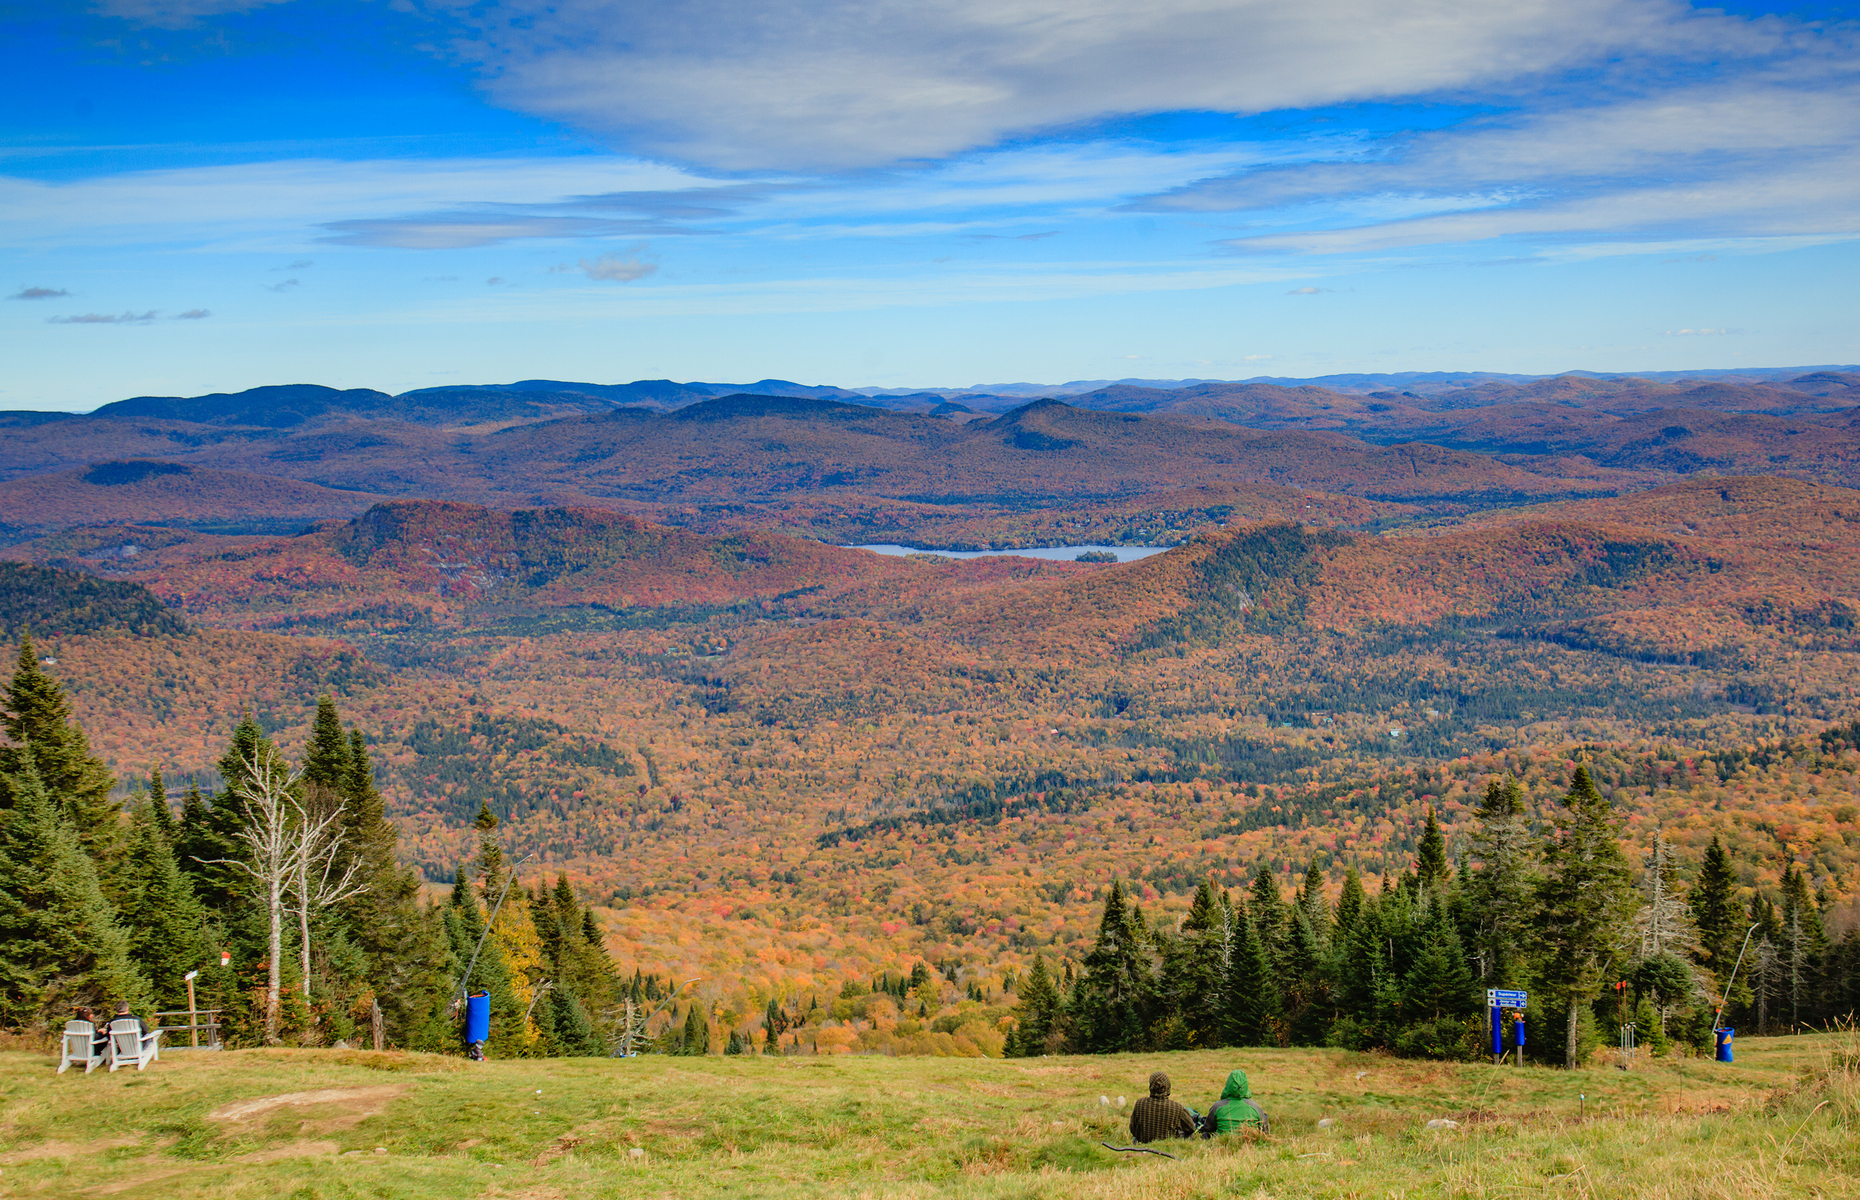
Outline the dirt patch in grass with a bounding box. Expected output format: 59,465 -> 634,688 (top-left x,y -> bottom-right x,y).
203,1084 -> 405,1126
0,1136 -> 140,1165
231,1139 -> 341,1163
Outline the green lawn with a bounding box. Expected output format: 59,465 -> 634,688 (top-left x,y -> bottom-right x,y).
0,1035 -> 1852,1199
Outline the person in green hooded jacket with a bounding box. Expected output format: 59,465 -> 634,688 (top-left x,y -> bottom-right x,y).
1206,1069 -> 1268,1135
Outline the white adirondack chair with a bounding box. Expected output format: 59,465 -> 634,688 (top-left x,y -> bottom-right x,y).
57,1020 -> 105,1074
105,1018 -> 162,1072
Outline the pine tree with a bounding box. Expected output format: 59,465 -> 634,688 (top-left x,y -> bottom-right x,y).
1159,879 -> 1228,1048
302,695 -> 352,792
1633,830 -> 1698,960
0,638 -> 121,863
1415,808 -> 1451,891
1691,836 -> 1739,977
682,1002 -> 710,1055
1779,867 -> 1828,1031
1222,897 -> 1278,1046
118,789 -> 210,1011
146,769 -> 177,841
1536,766 -> 1636,1068
175,783 -> 246,913
1069,882 -> 1152,1053
1006,954 -> 1064,1055
1466,776 -> 1536,986
1334,868 -> 1368,939
1247,865 -> 1288,984
0,758 -> 149,1029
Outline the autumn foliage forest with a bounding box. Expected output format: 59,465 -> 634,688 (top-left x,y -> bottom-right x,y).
2,370 -> 1859,1059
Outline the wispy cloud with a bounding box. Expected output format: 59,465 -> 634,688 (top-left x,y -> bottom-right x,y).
10,286 -> 70,300
1286,286 -> 1332,295
273,259 -> 314,271
318,213 -> 695,249
265,278 -> 301,292
1662,327 -> 1739,336
47,311 -> 159,324
46,308 -> 210,324
426,0 -> 1752,170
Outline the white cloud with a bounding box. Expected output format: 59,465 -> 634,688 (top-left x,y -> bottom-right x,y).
420,0 -> 1745,170
576,248 -> 658,282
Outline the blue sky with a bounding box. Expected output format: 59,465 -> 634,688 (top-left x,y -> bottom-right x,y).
3,0 -> 1857,409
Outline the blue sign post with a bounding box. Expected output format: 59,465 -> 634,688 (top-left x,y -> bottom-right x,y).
1487,988 -> 1527,1066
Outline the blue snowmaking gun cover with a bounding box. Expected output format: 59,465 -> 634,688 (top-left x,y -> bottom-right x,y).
466,992 -> 491,1044
1715,1028 -> 1734,1063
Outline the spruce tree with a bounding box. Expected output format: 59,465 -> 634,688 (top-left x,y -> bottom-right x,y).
302,695 -> 352,792
1466,776 -> 1535,986
1416,808 -> 1451,890
1222,898 -> 1278,1046
1779,867 -> 1828,1031
1069,882 -> 1152,1053
1159,879 -> 1228,1048
0,638 -> 120,863
683,1002 -> 710,1055
1006,954 -> 1063,1055
119,790 -> 210,1011
175,783 -> 246,913
1536,766 -> 1635,1067
1334,868 -> 1367,939
1692,836 -> 1739,976
0,758 -> 148,1028
1248,866 -> 1288,967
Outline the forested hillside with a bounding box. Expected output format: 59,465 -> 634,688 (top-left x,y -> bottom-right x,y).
0,469 -> 1854,1059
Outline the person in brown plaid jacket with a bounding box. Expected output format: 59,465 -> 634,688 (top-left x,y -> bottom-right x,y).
1128,1071 -> 1199,1143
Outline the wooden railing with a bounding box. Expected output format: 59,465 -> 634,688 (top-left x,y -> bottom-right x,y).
155,1009 -> 223,1049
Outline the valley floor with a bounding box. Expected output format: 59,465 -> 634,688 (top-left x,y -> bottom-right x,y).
0,1034 -> 1852,1199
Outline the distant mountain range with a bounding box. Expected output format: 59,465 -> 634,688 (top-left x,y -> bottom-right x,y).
1,368 -> 1856,545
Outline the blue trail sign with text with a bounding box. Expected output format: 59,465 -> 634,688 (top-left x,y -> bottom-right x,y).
1488,989 -> 1528,1009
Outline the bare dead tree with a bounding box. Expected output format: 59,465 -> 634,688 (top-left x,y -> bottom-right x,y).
289,798 -> 369,1002
205,752 -> 298,1043
1634,831 -> 1700,958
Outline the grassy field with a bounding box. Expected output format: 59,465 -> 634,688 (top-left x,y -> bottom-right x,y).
0,1034 -> 1854,1199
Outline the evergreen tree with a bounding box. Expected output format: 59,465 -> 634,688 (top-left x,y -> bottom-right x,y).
1248,866 -> 1288,968
217,712 -> 287,801
1159,879 -> 1228,1048
146,769 -> 177,841
301,695 -> 352,792
1536,767 -> 1635,1067
682,1002 -> 710,1055
1006,954 -> 1064,1055
0,758 -> 148,1028
1415,808 -> 1451,891
1779,867 -> 1828,1031
1069,882 -> 1152,1053
1334,868 -> 1368,939
0,638 -> 120,863
1466,777 -> 1535,986
118,790 -> 210,1011
1703,833 -> 1740,974
1222,898 -> 1278,1046
175,783 -> 245,912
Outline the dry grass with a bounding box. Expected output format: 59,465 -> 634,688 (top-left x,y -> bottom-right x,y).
0,1034 -> 1852,1199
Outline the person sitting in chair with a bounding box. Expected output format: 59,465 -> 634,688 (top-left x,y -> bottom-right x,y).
1128,1071 -> 1199,1143
110,1001 -> 149,1035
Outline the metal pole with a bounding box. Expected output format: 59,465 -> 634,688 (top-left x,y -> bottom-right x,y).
1713,922 -> 1763,1032
454,853 -> 536,1007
